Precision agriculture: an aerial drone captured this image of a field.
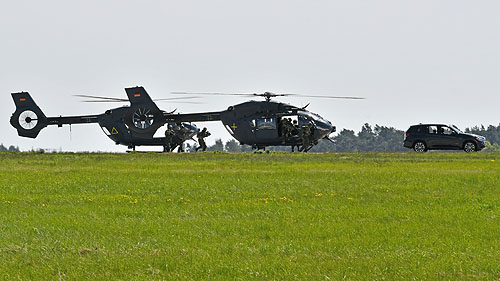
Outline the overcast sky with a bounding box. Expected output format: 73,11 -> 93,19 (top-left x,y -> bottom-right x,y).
1,0 -> 499,152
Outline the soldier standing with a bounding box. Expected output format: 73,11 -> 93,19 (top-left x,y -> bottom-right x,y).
177,123 -> 186,153
164,124 -> 175,152
281,118 -> 291,144
291,120 -> 299,136
196,127 -> 211,152
286,118 -> 294,138
300,123 -> 312,152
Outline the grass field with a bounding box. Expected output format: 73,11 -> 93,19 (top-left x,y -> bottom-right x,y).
1,152 -> 500,280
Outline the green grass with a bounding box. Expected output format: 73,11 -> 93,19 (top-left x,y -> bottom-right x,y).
1,152 -> 500,280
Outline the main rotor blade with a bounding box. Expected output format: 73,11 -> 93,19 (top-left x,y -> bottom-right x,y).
77,94 -> 201,103
81,100 -> 127,103
253,93 -> 286,97
154,96 -> 201,101
171,92 -> 255,97
171,91 -> 365,100
74,95 -> 129,102
81,100 -> 202,104
168,101 -> 203,104
284,94 -> 365,100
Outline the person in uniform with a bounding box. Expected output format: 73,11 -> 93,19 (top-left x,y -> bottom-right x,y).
281,118 -> 292,144
195,127 -> 211,152
291,120 -> 299,136
164,124 -> 175,152
286,118 -> 294,138
177,123 -> 186,153
300,123 -> 312,152
279,118 -> 286,144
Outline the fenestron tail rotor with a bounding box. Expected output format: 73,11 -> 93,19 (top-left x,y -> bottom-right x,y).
18,110 -> 39,130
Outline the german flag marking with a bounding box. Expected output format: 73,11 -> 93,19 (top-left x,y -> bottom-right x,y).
19,98 -> 26,101
134,93 -> 141,97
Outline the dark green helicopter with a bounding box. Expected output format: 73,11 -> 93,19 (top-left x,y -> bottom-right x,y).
10,86 -> 363,152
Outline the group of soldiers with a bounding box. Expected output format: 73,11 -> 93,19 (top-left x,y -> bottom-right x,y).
164,118 -> 313,153
279,117 -> 314,152
163,123 -> 211,153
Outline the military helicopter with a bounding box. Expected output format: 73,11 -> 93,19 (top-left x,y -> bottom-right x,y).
10,86 -> 363,152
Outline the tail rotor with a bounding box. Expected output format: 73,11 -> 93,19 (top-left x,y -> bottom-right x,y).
10,92 -> 48,138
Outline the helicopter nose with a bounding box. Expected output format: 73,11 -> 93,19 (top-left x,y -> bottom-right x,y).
326,122 -> 336,135
329,123 -> 336,134
314,120 -> 335,139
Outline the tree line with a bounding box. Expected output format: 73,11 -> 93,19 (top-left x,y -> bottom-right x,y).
0,144 -> 20,152
4,124 -> 500,153
202,123 -> 500,152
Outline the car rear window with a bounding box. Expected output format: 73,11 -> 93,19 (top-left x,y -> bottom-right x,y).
408,126 -> 423,133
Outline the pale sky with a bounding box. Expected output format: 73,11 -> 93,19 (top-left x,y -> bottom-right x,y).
1,0 -> 499,151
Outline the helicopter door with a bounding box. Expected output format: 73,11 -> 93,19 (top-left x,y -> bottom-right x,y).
254,117 -> 278,140
278,115 -> 299,137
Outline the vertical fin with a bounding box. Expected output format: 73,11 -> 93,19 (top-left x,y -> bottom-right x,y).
125,86 -> 159,110
10,92 -> 48,138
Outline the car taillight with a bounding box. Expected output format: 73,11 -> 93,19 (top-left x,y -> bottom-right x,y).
405,132 -> 410,137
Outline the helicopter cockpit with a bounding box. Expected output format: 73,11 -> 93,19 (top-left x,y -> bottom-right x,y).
296,111 -> 335,138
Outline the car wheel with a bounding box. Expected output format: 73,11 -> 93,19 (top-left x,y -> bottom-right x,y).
464,142 -> 476,153
413,141 -> 426,152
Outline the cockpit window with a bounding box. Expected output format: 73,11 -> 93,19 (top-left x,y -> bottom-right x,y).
256,117 -> 276,130
297,110 -> 329,125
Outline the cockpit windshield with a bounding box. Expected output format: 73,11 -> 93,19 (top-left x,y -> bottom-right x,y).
297,110 -> 331,130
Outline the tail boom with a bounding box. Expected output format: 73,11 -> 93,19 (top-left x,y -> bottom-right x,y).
11,92 -> 100,138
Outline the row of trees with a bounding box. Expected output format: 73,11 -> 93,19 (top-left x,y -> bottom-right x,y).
199,123 -> 500,153
0,144 -> 20,152
4,124 -> 500,153
195,123 -> 406,152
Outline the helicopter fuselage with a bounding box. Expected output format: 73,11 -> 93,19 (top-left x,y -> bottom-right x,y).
217,101 -> 335,149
